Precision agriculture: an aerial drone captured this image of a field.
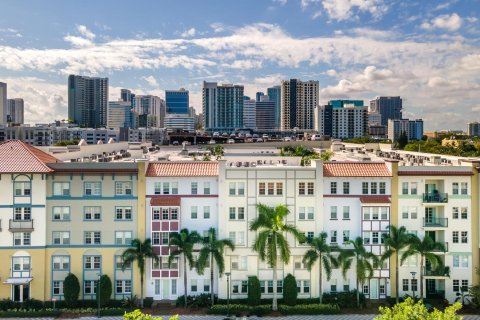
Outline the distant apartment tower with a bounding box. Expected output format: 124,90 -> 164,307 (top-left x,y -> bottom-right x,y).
134,95 -> 165,128
467,122 -> 480,137
121,89 -> 134,102
108,101 -> 135,129
68,75 -> 109,127
267,85 -> 281,129
202,82 -> 244,131
166,88 -> 189,114
370,96 -> 403,127
256,95 -> 276,130
280,79 -> 319,130
315,101 -> 368,139
387,119 -> 424,142
0,82 -> 7,125
243,99 -> 256,130
255,92 -> 264,102
7,98 -> 24,124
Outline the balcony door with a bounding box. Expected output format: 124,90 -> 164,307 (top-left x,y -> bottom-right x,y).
425,231 -> 436,242
425,208 -> 436,224
425,184 -> 437,194
12,284 -> 29,302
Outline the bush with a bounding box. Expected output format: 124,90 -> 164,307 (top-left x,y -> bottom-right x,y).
207,304 -> 249,315
322,290 -> 366,308
97,275 -> 113,308
375,297 -> 462,320
278,303 -> 340,315
283,274 -> 298,306
124,309 -> 179,320
175,294 -> 212,308
247,276 -> 261,306
249,305 -> 271,316
0,310 -> 62,318
64,273 -> 80,308
143,297 -> 154,308
470,285 -> 480,308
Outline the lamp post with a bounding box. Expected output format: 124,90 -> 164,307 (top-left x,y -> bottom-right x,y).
225,272 -> 231,319
97,272 -> 101,318
410,271 -> 417,300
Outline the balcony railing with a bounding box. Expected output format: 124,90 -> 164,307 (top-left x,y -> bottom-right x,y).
9,219 -> 34,232
423,193 -> 448,203
423,266 -> 450,277
423,217 -> 448,228
431,242 -> 448,252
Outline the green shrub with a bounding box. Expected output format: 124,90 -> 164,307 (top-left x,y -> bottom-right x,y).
470,285 -> 480,308
207,304 -> 249,315
375,298 -> 462,320
247,276 -> 261,306
0,310 -> 62,318
322,290 -> 366,308
97,275 -> 113,308
143,297 -> 154,308
249,305 -> 271,316
283,273 -> 298,306
124,309 -> 179,320
64,273 -> 80,308
99,308 -> 127,316
278,303 -> 340,315
175,294 -> 212,308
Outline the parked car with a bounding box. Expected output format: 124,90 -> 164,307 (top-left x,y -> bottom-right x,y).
253,134 -> 259,138
256,138 -> 264,142
208,140 -> 216,144
213,132 -> 220,137
222,132 -> 228,137
262,134 -> 269,140
172,141 -> 179,145
227,139 -> 235,144
230,133 -> 236,138
245,133 -> 252,138
283,136 -> 292,142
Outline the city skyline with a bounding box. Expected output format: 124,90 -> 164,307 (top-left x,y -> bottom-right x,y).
0,0 -> 479,130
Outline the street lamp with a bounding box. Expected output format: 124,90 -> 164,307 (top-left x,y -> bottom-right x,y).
225,272 -> 231,320
410,271 -> 417,300
97,272 -> 101,318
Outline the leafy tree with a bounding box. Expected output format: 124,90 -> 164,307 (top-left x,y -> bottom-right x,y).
401,235 -> 446,301
283,274 -> 298,306
206,145 -> 224,160
319,151 -> 334,161
381,226 -> 413,304
247,276 -> 261,306
97,274 -> 113,308
64,273 -> 80,308
397,131 -> 408,150
196,227 -> 235,306
122,238 -> 159,307
302,232 -> 338,304
168,229 -> 201,307
375,297 -> 462,320
339,237 -> 379,308
250,203 -> 305,311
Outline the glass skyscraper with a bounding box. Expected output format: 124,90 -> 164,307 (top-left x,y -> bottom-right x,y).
166,89 -> 189,114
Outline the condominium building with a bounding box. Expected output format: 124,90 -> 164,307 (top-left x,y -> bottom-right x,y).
370,97 -> 403,127
315,103 -> 368,139
0,82 -> 7,126
267,86 -> 281,129
108,101 -> 135,129
280,79 -> 319,131
467,122 -> 480,137
243,99 -> 256,130
203,82 -> 244,132
7,98 -> 24,124
387,119 -> 424,142
256,96 -> 276,130
134,95 -> 165,128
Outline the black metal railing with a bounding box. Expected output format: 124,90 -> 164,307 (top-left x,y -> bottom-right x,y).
423,192 -> 448,203
423,266 -> 450,277
423,217 -> 448,227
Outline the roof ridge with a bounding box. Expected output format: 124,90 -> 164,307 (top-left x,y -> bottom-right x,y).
22,142 -> 60,166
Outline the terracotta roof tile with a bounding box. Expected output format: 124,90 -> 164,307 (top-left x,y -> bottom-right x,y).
0,140 -> 60,173
323,162 -> 391,177
150,196 -> 181,206
398,171 -> 473,176
146,162 -> 219,177
360,196 -> 391,204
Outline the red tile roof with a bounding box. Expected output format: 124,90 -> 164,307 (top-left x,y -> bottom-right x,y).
398,171 -> 473,176
360,196 -> 391,204
0,140 -> 60,173
323,162 -> 391,177
150,196 -> 181,206
146,162 -> 219,177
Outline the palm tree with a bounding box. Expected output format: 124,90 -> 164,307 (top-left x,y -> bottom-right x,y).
302,232 -> 338,304
207,145 -> 224,160
381,225 -> 412,304
401,235 -> 446,301
121,238 -> 159,307
196,227 -> 235,306
168,229 -> 201,307
338,237 -> 379,308
250,203 -> 305,311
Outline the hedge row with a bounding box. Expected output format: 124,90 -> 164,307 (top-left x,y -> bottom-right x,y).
209,303 -> 340,315
0,310 -> 62,318
208,304 -> 271,316
278,303 -> 340,315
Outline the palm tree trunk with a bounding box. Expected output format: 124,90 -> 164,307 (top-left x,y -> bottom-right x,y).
183,255 -> 188,308
396,253 -> 400,304
140,274 -> 144,308
273,266 -> 278,311
420,255 -> 424,301
357,279 -> 360,308
319,260 -> 323,304
210,254 -> 214,306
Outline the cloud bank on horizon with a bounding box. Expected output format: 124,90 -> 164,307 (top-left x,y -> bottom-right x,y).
0,0 -> 479,131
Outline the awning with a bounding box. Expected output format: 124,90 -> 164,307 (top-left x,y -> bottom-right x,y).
3,277 -> 32,285
150,196 -> 181,206
359,196 -> 391,204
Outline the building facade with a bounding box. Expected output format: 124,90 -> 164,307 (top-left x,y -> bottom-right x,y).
243,99 -> 256,130
315,104 -> 368,139
370,97 -> 403,127
7,98 -> 24,124
467,122 -> 480,137
166,89 -> 189,114
0,82 -> 7,126
280,79 -> 319,131
108,101 -> 135,129
256,96 -> 276,130
388,119 -> 424,142
267,86 -> 281,130
203,82 -> 244,132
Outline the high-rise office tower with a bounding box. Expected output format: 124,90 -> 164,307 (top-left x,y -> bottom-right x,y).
202,82 -> 244,131
0,82 -> 7,125
7,98 -> 24,124
280,79 -> 319,130
243,99 -> 256,129
166,88 -> 189,114
120,89 -> 133,102
256,95 -> 276,130
134,95 -> 165,128
107,101 -> 135,129
370,96 -> 403,127
468,122 -> 480,137
256,92 -> 264,102
267,85 -> 281,129
68,75 -> 109,128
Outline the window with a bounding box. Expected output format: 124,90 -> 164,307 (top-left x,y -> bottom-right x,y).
452,183 -> 459,195
296,280 -> 310,294
172,279 -> 177,295
171,208 -> 178,220
229,232 -> 245,245
238,207 -> 245,220
410,182 -> 417,195
452,207 -> 459,219
330,279 -> 337,292
162,182 -> 170,195
229,207 -> 236,220
171,182 -> 178,194
232,280 -> 248,294
191,182 -> 198,195
267,182 -> 274,195
363,232 -> 370,245
152,208 -> 160,220
191,206 -> 198,219
330,206 -> 337,219
84,280 -> 98,294
231,256 -> 248,270
191,279 -> 197,292
84,256 -> 101,269
362,182 -> 369,194
162,208 -> 169,220
330,182 -> 337,194
154,182 -> 161,195
363,285 -> 369,294
84,182 -> 101,196
116,280 -> 132,294
372,232 -> 379,244
161,232 -> 169,245
238,182 -> 245,195
462,280 -> 469,292
298,182 -> 305,195
116,207 -> 132,220
203,206 -> 210,219
453,231 -> 459,243
259,182 -> 266,195
371,182 -> 377,195
461,207 -> 468,219
84,231 -> 101,245
330,231 -> 337,244
115,256 -> 131,269
276,182 -> 283,195
371,207 -> 379,220
343,230 -> 350,243
13,232 -> 31,246
53,207 -> 70,221
204,182 -> 211,195
298,207 -> 305,220
84,207 -> 101,220
307,182 -> 314,195
53,182 -> 70,196
115,231 -> 132,245
363,207 -> 370,220
402,182 -> 408,195
381,207 -> 388,220
461,182 -> 468,195
410,207 -> 417,219
52,256 -> 70,270
411,279 -> 418,292
115,182 -> 132,195
461,231 -> 468,243
453,255 -> 469,268
343,280 -> 350,292
52,231 -> 70,245
307,207 -> 314,220
343,206 -> 350,219
229,182 -> 236,195
14,181 -> 31,196
453,280 -> 460,292
379,182 -> 386,195
14,207 -> 31,220
12,257 -> 30,275
52,281 -> 64,295
294,257 -> 306,269
343,182 -> 349,194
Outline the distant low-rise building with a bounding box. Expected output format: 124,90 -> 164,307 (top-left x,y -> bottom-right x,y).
387,119 -> 423,142
467,122 -> 480,137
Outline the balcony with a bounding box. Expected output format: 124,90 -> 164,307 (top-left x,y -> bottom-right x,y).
423,193 -> 448,203
431,242 -> 448,252
9,219 -> 34,232
423,266 -> 450,277
423,217 -> 448,228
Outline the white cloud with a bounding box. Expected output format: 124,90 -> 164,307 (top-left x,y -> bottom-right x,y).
326,69 -> 337,77
180,28 -> 196,38
142,75 -> 159,87
272,0 -> 288,5
421,13 -> 462,31
210,23 -> 225,33
349,27 -> 395,39
77,25 -> 95,40
321,0 -> 388,21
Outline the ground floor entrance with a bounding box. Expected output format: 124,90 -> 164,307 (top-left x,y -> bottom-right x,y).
12,284 -> 30,302
153,279 -> 178,300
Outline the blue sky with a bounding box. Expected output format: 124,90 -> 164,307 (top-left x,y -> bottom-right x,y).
0,0 -> 479,130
